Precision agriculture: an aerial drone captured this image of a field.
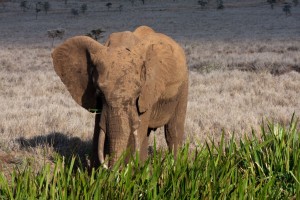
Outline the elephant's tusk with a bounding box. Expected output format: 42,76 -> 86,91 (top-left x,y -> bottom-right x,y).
102,164 -> 108,169
133,130 -> 140,153
98,129 -> 106,166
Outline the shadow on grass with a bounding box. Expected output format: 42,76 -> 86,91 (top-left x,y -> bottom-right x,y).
15,132 -> 92,168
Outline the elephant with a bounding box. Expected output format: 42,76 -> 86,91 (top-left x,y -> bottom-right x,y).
51,26 -> 189,168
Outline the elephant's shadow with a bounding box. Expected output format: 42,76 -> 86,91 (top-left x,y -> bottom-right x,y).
15,132 -> 92,168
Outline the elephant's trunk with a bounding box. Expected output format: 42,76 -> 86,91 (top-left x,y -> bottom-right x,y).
107,114 -> 132,167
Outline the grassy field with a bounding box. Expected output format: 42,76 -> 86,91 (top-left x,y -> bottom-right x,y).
1,118 -> 300,199
0,0 -> 300,196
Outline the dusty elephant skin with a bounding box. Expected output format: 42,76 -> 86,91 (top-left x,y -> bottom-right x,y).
51,26 -> 189,168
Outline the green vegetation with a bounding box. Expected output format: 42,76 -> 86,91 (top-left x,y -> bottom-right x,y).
1,116 -> 300,199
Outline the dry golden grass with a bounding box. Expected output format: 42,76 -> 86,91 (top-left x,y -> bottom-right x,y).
0,0 -> 300,172
186,40 -> 300,74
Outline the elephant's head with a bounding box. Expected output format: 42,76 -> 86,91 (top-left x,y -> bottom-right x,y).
52,30 -> 175,167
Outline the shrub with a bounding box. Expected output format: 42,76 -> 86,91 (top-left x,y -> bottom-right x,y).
71,8 -> 79,16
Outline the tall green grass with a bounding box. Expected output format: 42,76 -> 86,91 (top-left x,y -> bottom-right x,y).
1,116 -> 299,199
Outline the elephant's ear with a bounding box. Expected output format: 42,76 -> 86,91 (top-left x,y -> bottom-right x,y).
52,36 -> 105,112
137,43 -> 176,113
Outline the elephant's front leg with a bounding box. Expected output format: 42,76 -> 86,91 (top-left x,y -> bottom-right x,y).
136,112 -> 151,163
91,113 -> 101,168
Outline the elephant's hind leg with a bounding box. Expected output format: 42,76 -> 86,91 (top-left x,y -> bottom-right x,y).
164,81 -> 188,157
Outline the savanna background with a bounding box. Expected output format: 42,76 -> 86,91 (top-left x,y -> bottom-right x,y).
0,0 -> 300,182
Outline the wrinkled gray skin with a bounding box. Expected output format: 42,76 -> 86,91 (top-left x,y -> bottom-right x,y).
52,26 -> 188,168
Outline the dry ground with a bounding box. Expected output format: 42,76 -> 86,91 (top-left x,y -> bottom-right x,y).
0,0 -> 300,173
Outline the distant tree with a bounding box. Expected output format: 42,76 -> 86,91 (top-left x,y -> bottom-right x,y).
20,1 -> 28,12
283,3 -> 291,16
86,28 -> 105,41
293,0 -> 298,6
43,2 -> 50,14
0,0 -> 7,10
106,2 -> 112,11
130,0 -> 134,6
47,29 -> 65,47
118,5 -> 123,12
267,0 -> 275,9
217,0 -> 224,9
198,0 -> 208,8
35,2 -> 42,19
140,0 -> 145,5
81,4 -> 87,14
71,8 -> 79,16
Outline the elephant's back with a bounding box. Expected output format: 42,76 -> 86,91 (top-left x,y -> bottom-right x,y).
137,33 -> 187,73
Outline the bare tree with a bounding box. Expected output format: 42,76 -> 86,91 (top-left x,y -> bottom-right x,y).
35,2 -> 42,19
43,2 -> 50,14
86,29 -> 105,41
283,3 -> 291,16
47,29 -> 65,47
